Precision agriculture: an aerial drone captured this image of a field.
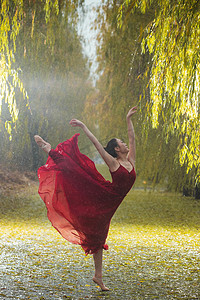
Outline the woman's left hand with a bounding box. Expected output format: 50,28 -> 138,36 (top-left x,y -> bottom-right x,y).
126,106 -> 137,119
69,119 -> 85,128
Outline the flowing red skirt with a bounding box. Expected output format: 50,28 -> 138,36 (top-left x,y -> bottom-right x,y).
38,134 -> 136,254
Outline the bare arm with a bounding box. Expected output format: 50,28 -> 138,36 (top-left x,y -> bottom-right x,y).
126,106 -> 137,167
69,119 -> 119,172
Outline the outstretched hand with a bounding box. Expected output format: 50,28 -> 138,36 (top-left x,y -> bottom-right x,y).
69,119 -> 84,128
126,106 -> 137,119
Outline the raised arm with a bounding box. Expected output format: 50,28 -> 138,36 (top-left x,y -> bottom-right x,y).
126,106 -> 137,167
69,119 -> 119,172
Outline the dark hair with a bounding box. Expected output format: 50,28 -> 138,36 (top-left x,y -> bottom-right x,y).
104,138 -> 119,158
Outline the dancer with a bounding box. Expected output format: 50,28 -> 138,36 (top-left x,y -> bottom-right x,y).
34,106 -> 137,291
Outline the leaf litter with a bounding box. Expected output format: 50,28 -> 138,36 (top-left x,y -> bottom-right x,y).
0,185 -> 200,299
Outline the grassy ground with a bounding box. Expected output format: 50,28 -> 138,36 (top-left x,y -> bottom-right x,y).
0,167 -> 200,299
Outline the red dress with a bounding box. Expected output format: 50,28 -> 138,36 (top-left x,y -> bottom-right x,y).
38,134 -> 136,255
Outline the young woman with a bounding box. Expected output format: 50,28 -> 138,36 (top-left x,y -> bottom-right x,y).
34,106 -> 137,291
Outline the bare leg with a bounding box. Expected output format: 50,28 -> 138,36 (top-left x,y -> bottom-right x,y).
93,249 -> 109,291
34,135 -> 51,154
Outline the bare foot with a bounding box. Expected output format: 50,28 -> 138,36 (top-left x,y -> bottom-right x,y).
34,135 -> 51,153
93,277 -> 109,291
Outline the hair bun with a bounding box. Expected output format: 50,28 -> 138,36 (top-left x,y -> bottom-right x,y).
104,139 -> 118,158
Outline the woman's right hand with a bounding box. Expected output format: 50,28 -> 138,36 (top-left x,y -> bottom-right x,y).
69,119 -> 85,128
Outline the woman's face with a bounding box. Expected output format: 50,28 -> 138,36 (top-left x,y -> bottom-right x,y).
116,139 -> 129,153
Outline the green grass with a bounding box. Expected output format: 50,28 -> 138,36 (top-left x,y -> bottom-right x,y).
0,179 -> 199,299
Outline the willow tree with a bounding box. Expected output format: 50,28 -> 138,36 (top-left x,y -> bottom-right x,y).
0,0 -> 92,170
85,1 -> 152,140
0,0 -> 28,136
118,0 -> 200,180
0,0 -> 80,136
0,0 -> 61,135
84,1 -> 170,184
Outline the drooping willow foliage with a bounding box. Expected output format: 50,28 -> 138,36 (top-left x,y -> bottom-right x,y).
0,0 -> 91,171
0,0 -> 26,136
0,0 -> 78,136
118,0 -> 200,176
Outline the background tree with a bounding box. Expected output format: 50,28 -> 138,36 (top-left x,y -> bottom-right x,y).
0,0 -> 92,171
84,0 -> 199,196
118,0 -> 200,181
0,0 -> 28,135
84,1 -> 152,152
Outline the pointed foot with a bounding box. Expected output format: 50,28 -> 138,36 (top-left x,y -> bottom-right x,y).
93,277 -> 109,291
34,135 -> 51,153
